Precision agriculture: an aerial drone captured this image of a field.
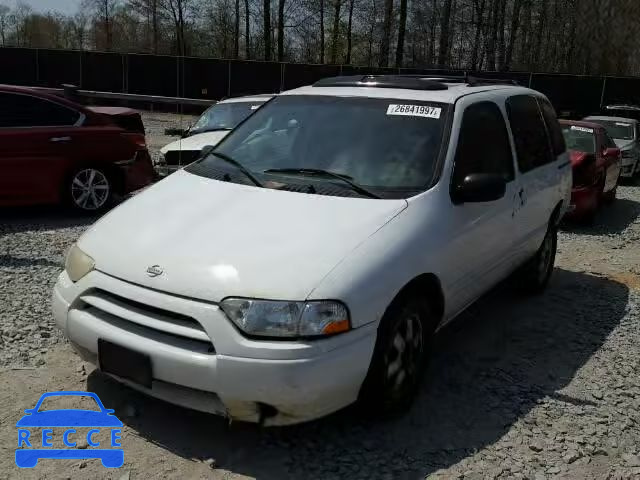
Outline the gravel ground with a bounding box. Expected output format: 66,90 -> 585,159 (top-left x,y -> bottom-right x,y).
1,124 -> 639,478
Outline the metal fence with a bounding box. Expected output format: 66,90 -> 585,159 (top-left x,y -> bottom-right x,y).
3,47 -> 640,117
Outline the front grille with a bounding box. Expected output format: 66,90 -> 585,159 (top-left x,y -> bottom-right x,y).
78,289 -> 215,353
164,150 -> 201,166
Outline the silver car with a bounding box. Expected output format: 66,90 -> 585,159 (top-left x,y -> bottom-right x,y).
584,115 -> 640,178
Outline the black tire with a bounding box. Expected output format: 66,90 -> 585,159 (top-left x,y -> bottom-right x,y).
518,225 -> 557,295
359,294 -> 435,414
603,186 -> 617,204
65,167 -> 114,213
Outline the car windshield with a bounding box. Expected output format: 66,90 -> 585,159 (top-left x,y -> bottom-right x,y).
37,395 -> 101,412
186,95 -> 449,198
189,101 -> 265,135
590,120 -> 634,140
561,125 -> 596,153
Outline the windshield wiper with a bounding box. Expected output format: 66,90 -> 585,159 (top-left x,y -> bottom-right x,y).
205,150 -> 264,188
264,168 -> 381,199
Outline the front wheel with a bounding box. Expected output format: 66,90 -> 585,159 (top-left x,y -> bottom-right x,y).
518,225 -> 557,294
359,295 -> 434,414
67,168 -> 113,213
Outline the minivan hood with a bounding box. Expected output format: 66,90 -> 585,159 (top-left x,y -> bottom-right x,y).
160,131 -> 230,154
79,171 -> 407,302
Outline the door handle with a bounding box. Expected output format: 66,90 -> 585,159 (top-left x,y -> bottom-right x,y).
50,136 -> 71,143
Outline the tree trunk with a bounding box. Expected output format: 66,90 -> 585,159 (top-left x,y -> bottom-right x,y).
330,0 -> 341,64
504,0 -> 521,70
485,0 -> 499,70
245,0 -> 251,58
263,0 -> 271,60
345,0 -> 354,64
319,0 -> 325,63
277,0 -> 285,60
438,0 -> 453,68
235,0 -> 241,58
426,0 -> 437,66
470,0 -> 486,70
394,0 -> 407,67
533,0 -> 548,68
104,0 -> 112,51
497,0 -> 507,70
379,0 -> 393,67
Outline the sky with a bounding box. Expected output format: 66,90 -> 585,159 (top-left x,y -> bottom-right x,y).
8,0 -> 81,15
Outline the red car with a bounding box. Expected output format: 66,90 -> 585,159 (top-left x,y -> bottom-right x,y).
0,85 -> 154,212
560,120 -> 622,222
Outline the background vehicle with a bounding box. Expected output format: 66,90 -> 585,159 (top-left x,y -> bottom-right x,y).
584,115 -> 640,178
157,94 -> 273,176
0,85 -> 154,212
560,120 -> 621,222
53,76 -> 571,425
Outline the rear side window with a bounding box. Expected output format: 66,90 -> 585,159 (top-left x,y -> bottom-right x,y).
506,95 -> 554,172
0,92 -> 80,128
539,99 -> 566,156
452,101 -> 515,187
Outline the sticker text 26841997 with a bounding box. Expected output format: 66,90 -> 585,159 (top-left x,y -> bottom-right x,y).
386,104 -> 442,119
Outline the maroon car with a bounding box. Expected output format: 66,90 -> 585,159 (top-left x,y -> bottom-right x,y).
0,85 -> 154,212
560,120 -> 622,222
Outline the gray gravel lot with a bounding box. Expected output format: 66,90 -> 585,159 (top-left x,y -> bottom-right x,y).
1,123 -> 639,478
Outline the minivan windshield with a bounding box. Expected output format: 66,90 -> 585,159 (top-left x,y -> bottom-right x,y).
186,95 -> 449,198
189,101 -> 266,135
590,120 -> 634,140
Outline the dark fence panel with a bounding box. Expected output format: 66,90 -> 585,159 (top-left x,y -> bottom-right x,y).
127,54 -> 178,97
36,49 -> 81,88
282,63 -> 341,90
602,77 -> 640,107
181,57 -> 228,100
229,60 -> 281,96
531,74 -> 604,117
8,47 -> 640,117
0,48 -> 38,86
81,51 -> 124,92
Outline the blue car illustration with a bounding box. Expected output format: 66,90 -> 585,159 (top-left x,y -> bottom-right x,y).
15,391 -> 123,468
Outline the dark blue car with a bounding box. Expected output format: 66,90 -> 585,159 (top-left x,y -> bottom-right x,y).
15,391 -> 123,468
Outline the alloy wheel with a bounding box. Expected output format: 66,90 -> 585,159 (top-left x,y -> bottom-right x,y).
71,169 -> 110,211
384,312 -> 424,399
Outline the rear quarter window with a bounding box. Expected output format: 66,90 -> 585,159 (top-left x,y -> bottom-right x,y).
539,99 -> 566,156
506,95 -> 555,172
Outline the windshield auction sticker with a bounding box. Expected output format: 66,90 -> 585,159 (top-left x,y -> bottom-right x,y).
15,391 -> 124,469
386,104 -> 442,119
570,126 -> 594,133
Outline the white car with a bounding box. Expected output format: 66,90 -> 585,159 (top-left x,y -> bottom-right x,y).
53,75 -> 571,426
157,94 -> 273,176
583,115 -> 640,178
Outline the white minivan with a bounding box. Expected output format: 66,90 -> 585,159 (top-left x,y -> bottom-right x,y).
53,76 -> 571,425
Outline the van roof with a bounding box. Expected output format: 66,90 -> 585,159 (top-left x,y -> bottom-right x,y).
281,75 -> 538,103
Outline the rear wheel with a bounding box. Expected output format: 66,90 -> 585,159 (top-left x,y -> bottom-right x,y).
518,225 -> 557,294
67,168 -> 113,213
359,294 -> 434,413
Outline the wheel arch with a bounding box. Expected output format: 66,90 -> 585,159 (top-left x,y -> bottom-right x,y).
386,273 -> 445,329
550,200 -> 564,227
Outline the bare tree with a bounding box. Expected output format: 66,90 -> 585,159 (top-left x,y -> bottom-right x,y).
159,0 -> 191,56
319,0 -> 325,63
378,0 -> 394,67
277,0 -> 285,60
329,0 -> 341,64
438,0 -> 453,67
395,0 -> 407,67
235,0 -> 241,57
84,0 -> 119,50
245,0 -> 251,58
345,0 -> 354,63
0,4 -> 10,46
264,0 -> 271,59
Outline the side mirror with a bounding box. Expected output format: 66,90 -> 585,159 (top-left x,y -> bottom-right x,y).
453,173 -> 507,204
603,147 -> 620,158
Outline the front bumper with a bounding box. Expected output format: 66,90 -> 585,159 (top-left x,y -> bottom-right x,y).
620,156 -> 638,178
52,271 -> 376,426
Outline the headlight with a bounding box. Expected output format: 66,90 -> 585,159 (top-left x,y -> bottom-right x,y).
220,298 -> 350,338
64,244 -> 95,282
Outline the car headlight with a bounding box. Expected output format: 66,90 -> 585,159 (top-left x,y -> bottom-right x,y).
65,245 -> 95,282
220,298 -> 350,338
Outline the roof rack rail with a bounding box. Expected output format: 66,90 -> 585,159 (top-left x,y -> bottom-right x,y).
313,74 -> 519,91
